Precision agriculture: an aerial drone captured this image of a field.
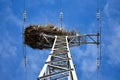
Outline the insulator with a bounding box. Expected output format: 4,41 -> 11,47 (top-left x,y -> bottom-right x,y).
60,11 -> 63,18
24,10 -> 27,20
24,56 -> 26,66
96,10 -> 100,20
96,58 -> 100,68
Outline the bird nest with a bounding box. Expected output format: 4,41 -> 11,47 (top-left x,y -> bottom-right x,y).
24,24 -> 76,49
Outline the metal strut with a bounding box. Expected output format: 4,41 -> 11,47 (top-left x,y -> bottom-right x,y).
38,36 -> 78,80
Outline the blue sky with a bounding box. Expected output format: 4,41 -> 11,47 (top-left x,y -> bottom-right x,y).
0,0 -> 120,80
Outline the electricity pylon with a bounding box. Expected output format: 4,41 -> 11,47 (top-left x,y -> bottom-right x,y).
22,0 -> 101,80
37,33 -> 99,80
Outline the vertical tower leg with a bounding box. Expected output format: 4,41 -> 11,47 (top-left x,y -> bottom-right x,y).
66,36 -> 78,80
38,36 -> 78,80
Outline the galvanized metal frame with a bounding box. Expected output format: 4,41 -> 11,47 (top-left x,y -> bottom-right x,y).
38,34 -> 99,80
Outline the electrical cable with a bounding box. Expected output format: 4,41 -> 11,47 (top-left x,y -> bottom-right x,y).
96,0 -> 102,80
22,0 -> 27,80
60,0 -> 63,29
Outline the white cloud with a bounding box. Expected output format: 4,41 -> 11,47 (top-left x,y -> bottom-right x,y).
2,7 -> 22,26
0,1 -> 24,79
107,24 -> 120,65
104,0 -> 120,21
0,1 -> 23,57
103,0 -> 120,66
71,45 -> 98,79
104,3 -> 109,17
18,48 -> 49,80
0,33 -> 17,58
42,0 -> 55,4
0,2 -> 23,29
27,0 -> 55,7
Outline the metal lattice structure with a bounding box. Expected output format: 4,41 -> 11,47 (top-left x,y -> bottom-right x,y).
37,34 -> 99,80
22,0 -> 102,80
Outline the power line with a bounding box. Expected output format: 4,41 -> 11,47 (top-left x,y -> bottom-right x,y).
60,0 -> 63,30
22,0 -> 27,80
96,0 -> 102,80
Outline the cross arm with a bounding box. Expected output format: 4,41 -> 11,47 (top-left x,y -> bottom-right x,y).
68,33 -> 100,46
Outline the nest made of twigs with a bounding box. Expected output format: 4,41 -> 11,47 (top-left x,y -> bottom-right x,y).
24,24 -> 76,49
